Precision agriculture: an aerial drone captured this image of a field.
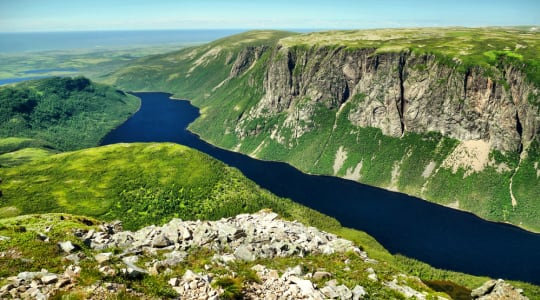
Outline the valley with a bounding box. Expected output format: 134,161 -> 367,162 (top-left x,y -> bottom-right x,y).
0,27 -> 539,299
107,28 -> 540,232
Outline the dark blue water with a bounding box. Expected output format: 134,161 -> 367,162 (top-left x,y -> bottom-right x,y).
0,30 -> 244,53
101,92 -> 540,285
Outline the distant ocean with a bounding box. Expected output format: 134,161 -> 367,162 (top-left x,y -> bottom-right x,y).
0,30 -> 245,53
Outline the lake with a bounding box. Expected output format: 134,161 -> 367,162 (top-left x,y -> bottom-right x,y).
101,92 -> 540,284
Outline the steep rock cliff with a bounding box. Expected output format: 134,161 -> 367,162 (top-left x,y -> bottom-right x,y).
239,45 -> 539,154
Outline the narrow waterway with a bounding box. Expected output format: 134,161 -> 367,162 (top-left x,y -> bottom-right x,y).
101,92 -> 540,284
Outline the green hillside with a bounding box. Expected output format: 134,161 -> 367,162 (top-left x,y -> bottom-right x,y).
1,142 -> 539,298
0,76 -> 139,152
0,142 -> 335,230
103,30 -> 297,97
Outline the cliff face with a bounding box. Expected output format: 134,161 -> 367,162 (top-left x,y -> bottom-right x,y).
239,45 -> 539,154
197,41 -> 540,231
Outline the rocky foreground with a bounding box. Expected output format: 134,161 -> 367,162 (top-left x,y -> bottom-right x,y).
0,211 -> 530,299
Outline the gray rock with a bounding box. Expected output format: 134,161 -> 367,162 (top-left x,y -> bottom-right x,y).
179,225 -> 192,240
234,245 -> 256,261
162,250 -> 186,266
321,285 -> 339,298
352,285 -> 367,300
161,223 -> 180,242
122,255 -> 139,264
64,265 -> 81,278
168,277 -> 180,287
55,277 -> 71,288
0,283 -> 15,292
37,233 -> 49,242
64,253 -> 83,264
286,265 -> 304,277
17,271 -> 39,282
40,274 -> 58,284
0,235 -> 10,241
218,223 -> 239,236
216,253 -> 236,264
182,269 -> 200,281
151,234 -> 172,248
35,291 -> 47,300
471,279 -> 529,300
57,241 -> 77,253
111,231 -> 134,248
335,284 -> 353,299
289,276 -> 316,296
313,271 -> 332,281
95,252 -> 113,264
384,279 -> 427,300
471,280 -> 497,298
99,266 -> 117,277
263,212 -> 279,221
366,268 -> 378,282
83,229 -> 95,240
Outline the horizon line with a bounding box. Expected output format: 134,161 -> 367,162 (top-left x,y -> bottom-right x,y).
1,25 -> 538,34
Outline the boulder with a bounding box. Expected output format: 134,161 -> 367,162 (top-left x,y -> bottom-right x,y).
335,284 -> 353,299
168,277 -> 180,287
234,245 -> 256,261
352,285 -> 367,300
57,241 -> 77,253
321,285 -> 339,298
40,274 -> 58,285
64,265 -> 81,278
289,276 -> 317,296
99,266 -> 117,277
94,252 -> 113,264
313,271 -> 332,281
17,271 -> 39,282
471,279 -> 529,300
55,277 -> 71,289
182,269 -> 201,282
151,234 -> 172,248
37,233 -> 49,242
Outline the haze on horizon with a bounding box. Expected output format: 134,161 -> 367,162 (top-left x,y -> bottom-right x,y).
0,0 -> 539,32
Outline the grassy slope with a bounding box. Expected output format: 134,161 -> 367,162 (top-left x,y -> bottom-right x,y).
0,76 -> 140,153
1,143 -> 539,298
0,142 -> 338,231
107,28 -> 540,231
0,137 -> 57,167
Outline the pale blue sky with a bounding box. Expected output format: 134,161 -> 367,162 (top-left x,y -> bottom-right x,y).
1,0 -> 539,32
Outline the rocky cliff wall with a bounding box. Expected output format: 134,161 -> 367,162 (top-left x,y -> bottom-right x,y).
237,45 -> 539,154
